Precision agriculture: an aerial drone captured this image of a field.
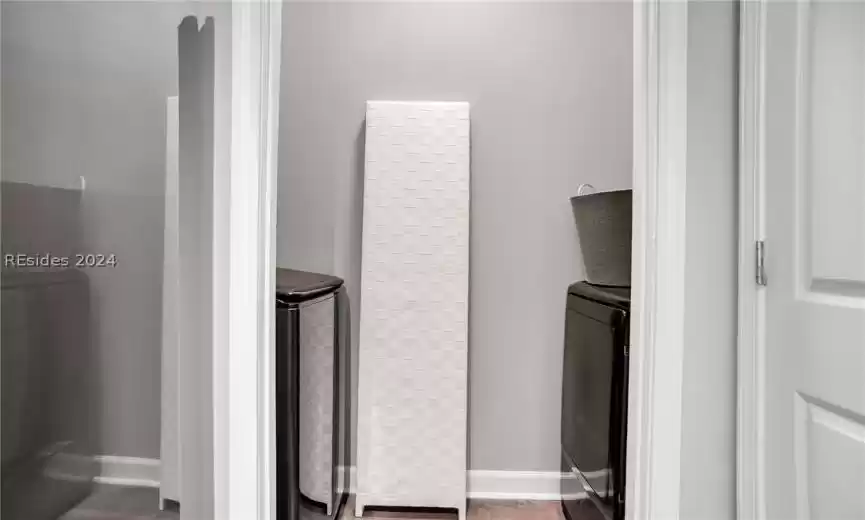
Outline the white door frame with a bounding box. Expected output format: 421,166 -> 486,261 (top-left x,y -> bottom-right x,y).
736,2 -> 767,519
219,1 -> 283,520
626,1 -> 689,519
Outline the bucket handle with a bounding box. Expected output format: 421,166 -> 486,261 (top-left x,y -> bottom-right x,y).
577,183 -> 596,196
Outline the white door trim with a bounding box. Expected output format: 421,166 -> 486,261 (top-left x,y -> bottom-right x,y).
626,1 -> 689,519
221,2 -> 283,520
736,2 -> 767,520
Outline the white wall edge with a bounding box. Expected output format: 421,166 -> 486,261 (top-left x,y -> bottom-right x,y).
626,1 -> 688,520
210,0 -> 231,516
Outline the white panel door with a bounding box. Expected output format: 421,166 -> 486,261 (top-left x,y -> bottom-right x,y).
762,1 -> 865,518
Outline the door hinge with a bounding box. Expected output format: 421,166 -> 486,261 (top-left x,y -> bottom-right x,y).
756,240 -> 767,286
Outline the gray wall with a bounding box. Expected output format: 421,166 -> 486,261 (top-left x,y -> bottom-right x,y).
679,1 -> 738,518
1,1 -> 189,458
278,1 -> 633,472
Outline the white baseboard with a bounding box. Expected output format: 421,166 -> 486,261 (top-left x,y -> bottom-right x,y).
93,456 -> 161,488
468,470 -> 579,501
340,466 -> 585,501
44,453 -> 161,489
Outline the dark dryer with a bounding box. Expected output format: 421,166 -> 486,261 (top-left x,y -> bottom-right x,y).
560,282 -> 630,520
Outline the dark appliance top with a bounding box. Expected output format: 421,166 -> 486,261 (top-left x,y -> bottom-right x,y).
568,281 -> 631,311
275,268 -> 343,305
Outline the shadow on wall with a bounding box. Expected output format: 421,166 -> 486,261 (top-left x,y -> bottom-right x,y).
343,123 -> 365,466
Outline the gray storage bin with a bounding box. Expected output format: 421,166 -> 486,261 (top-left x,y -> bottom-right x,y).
570,189 -> 633,287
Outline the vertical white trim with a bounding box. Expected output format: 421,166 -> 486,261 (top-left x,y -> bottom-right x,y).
212,2 -> 231,517
625,3 -> 657,515
627,1 -> 688,519
226,2 -> 282,520
162,96 -> 182,505
649,3 -> 688,516
260,4 -> 283,519
737,2 -> 768,520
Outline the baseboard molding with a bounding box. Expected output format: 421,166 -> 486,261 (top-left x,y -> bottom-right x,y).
468,470 -> 581,501
43,457 -> 583,501
44,453 -> 161,489
93,455 -> 161,488
340,466 -> 585,501
44,459 -> 590,500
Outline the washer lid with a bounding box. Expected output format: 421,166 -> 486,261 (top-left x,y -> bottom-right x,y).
275,268 -> 344,304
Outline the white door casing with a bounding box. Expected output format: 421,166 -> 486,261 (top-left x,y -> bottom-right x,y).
739,2 -> 865,519
224,1 -> 283,520
626,1 -> 688,519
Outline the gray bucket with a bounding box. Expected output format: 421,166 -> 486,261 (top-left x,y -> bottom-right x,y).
570,188 -> 633,287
